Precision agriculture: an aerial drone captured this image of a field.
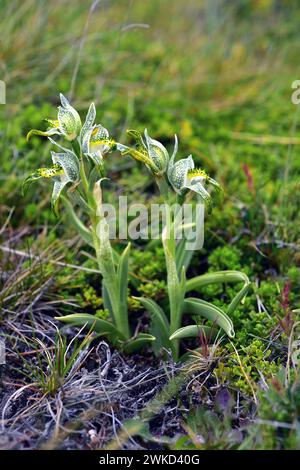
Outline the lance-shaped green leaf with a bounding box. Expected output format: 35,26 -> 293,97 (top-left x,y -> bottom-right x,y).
135,296 -> 171,353
227,275 -> 251,316
186,270 -> 251,316
186,270 -> 249,291
169,324 -> 217,341
183,298 -> 235,338
54,313 -> 126,343
122,333 -> 156,354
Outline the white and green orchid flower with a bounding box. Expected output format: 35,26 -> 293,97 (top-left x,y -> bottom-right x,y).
79,102 -> 118,169
27,94 -> 82,142
23,149 -> 79,213
121,129 -> 172,176
167,146 -> 220,204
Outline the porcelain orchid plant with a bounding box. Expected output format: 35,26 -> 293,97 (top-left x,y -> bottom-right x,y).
24,94 -> 250,360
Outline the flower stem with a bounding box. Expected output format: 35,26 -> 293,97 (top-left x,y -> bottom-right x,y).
158,178 -> 182,360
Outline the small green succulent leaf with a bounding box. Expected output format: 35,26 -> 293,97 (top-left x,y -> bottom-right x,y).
54,313 -> 127,343
122,333 -> 156,354
169,324 -> 217,341
183,298 -> 235,338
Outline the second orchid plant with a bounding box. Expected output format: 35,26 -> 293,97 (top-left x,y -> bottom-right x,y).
25,94 -> 250,360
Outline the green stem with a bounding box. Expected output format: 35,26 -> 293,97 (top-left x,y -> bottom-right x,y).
79,159 -> 91,202
74,144 -> 130,339
160,185 -> 183,360
91,191 -> 130,339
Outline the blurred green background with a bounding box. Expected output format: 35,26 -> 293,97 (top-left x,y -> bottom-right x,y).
1,0 -> 300,233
